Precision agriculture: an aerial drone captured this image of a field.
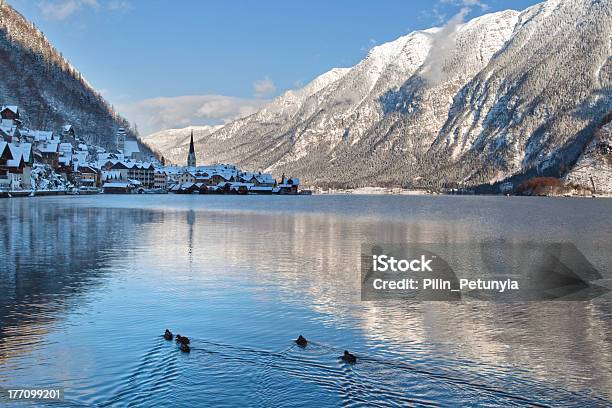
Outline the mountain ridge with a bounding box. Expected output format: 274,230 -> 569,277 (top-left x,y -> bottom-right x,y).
146,0 -> 611,190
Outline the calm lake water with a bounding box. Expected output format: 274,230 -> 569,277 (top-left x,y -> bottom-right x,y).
0,195 -> 611,407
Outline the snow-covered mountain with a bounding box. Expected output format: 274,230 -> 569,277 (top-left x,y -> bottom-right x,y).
146,125 -> 223,162
0,2 -> 137,150
151,0 -> 610,190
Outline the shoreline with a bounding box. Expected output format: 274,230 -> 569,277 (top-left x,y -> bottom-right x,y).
310,186 -> 612,198
2,189 -> 611,199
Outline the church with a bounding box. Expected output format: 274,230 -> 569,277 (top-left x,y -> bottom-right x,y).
187,130 -> 196,167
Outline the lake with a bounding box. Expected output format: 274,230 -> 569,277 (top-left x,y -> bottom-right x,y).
0,195 -> 611,407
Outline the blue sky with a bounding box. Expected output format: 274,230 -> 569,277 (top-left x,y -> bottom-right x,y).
9,0 -> 541,135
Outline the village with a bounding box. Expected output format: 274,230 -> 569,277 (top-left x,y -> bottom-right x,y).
0,105 -> 306,197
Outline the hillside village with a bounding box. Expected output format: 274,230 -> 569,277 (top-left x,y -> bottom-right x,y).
0,105 -> 303,197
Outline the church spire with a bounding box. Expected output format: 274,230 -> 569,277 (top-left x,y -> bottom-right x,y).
187,129 -> 197,167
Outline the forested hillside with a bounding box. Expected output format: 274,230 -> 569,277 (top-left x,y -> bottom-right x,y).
0,2 -> 136,149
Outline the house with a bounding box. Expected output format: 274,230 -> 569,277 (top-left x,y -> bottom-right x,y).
249,185 -> 274,194
154,170 -> 168,190
0,122 -> 20,143
107,161 -> 154,187
58,142 -> 73,167
127,162 -> 154,188
241,172 -> 276,187
102,181 -> 133,194
78,166 -> 100,187
26,130 -> 56,144
178,171 -> 196,184
0,143 -> 33,189
62,124 -> 75,139
38,142 -> 59,167
278,177 -> 300,194
0,142 -> 14,189
110,161 -> 130,180
217,181 -> 253,194
0,142 -> 13,165
209,173 -> 229,184
1,106 -> 19,120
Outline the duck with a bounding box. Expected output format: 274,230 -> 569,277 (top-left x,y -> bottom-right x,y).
341,350 -> 357,364
175,334 -> 190,345
163,329 -> 173,341
180,343 -> 190,353
295,335 -> 308,348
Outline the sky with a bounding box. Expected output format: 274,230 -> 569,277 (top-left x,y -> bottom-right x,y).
9,0 -> 542,136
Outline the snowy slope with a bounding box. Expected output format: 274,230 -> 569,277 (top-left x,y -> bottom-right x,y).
145,125 -> 223,161
146,0 -> 612,190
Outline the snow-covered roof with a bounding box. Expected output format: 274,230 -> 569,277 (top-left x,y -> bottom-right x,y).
252,173 -> 275,184
38,143 -> 59,153
27,130 -> 55,142
63,124 -> 74,132
1,119 -> 17,130
0,142 -> 8,158
103,182 -> 131,188
18,143 -> 32,163
73,151 -> 88,166
280,178 -> 300,185
5,143 -> 24,167
59,143 -> 73,153
1,106 -> 18,114
59,153 -> 72,165
78,165 -> 98,173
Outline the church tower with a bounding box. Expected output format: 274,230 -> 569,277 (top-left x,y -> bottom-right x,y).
187,130 -> 197,167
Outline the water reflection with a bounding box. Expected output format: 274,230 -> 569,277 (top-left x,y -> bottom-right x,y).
0,199 -> 161,361
0,195 -> 611,406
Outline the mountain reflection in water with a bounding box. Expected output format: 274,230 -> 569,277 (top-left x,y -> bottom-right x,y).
0,195 -> 611,407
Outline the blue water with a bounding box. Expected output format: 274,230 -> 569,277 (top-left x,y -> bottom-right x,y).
0,195 -> 611,407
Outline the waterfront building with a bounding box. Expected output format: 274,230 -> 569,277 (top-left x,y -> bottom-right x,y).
154,170 -> 168,190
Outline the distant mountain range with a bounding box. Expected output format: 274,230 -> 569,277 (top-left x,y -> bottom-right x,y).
145,0 -> 611,190
0,2 -> 138,150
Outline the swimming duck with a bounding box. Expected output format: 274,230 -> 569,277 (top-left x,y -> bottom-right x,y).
176,334 -> 190,345
164,329 -> 173,341
295,335 -> 308,347
180,343 -> 190,353
341,350 -> 356,364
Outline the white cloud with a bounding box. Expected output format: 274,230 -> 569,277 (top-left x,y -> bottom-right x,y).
117,95 -> 269,136
440,0 -> 489,12
419,0 -> 490,85
39,0 -> 97,20
253,77 -> 276,98
38,0 -> 130,20
106,0 -> 131,11
420,8 -> 469,85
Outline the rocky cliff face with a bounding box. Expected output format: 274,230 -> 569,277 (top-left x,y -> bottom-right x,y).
147,0 -> 612,190
0,2 -> 136,149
